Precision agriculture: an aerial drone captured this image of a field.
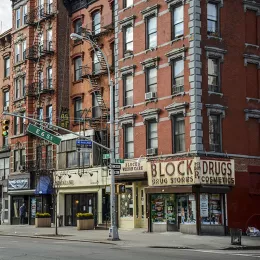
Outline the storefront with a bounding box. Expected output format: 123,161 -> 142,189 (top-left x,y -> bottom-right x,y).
146,157 -> 235,235
116,160 -> 148,229
57,167 -> 111,227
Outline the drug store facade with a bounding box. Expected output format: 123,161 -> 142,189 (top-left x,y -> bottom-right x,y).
146,157 -> 235,235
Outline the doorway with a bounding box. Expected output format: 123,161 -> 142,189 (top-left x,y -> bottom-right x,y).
11,196 -> 29,225
102,188 -> 110,224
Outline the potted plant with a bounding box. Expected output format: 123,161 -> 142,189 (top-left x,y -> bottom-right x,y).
35,212 -> 51,228
76,213 -> 94,230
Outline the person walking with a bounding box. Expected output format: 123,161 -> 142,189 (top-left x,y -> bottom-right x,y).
19,203 -> 26,225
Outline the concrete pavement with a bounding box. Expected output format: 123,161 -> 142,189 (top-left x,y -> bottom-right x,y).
0,224 -> 259,250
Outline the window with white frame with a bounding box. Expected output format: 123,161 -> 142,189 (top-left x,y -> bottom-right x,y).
0,158 -> 9,180
3,91 -> 9,108
39,33 -> 44,53
123,26 -> 133,53
123,74 -> 133,106
15,44 -> 20,63
124,125 -> 134,159
146,16 -> 157,49
14,116 -> 20,136
16,9 -> 21,29
172,5 -> 184,39
37,107 -> 43,121
146,67 -> 157,93
47,67 -> 52,88
20,112 -> 25,134
208,58 -> 220,92
15,77 -> 22,99
22,41 -> 26,60
173,115 -> 185,153
47,29 -> 52,51
4,57 -> 10,77
124,0 -> 133,8
172,58 -> 184,94
207,3 -> 218,35
147,120 -> 158,151
120,187 -> 133,217
23,5 -> 27,25
93,52 -> 101,73
92,11 -> 101,35
209,114 -> 221,152
46,105 -> 53,124
39,0 -> 44,18
14,149 -> 26,172
47,0 -> 53,14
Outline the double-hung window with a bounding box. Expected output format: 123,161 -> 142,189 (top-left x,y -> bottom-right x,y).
15,44 -> 20,63
93,52 -> 101,73
38,71 -> 43,90
22,41 -> 26,60
16,9 -> 21,29
46,145 -> 53,169
146,67 -> 157,93
209,114 -> 221,152
124,125 -> 134,159
47,0 -> 53,14
14,149 -> 26,172
15,78 -> 20,99
123,74 -> 133,106
207,3 -> 218,35
74,98 -> 82,123
92,94 -> 102,118
47,30 -> 52,51
47,67 -> 53,88
146,16 -> 157,49
74,19 -> 82,35
4,57 -> 10,78
74,57 -> 82,81
38,107 -> 43,121
208,58 -> 220,92
124,26 -> 133,53
172,58 -> 184,94
39,0 -> 44,18
124,0 -> 133,8
23,5 -> 27,25
14,116 -> 20,136
22,77 -> 26,97
3,91 -> 9,108
46,105 -> 53,124
20,112 -> 25,134
173,115 -> 185,153
92,11 -> 101,35
172,5 -> 184,39
39,34 -> 44,54
147,121 -> 158,152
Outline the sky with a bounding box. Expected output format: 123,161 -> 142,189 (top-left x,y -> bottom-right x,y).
0,0 -> 12,33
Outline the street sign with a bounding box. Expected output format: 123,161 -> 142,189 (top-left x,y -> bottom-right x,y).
77,148 -> 92,153
115,159 -> 124,163
27,124 -> 61,145
76,140 -> 92,148
109,163 -> 121,170
103,154 -> 110,159
108,169 -> 120,176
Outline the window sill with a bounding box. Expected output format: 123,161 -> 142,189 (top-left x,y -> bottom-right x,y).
246,97 -> 260,103
208,91 -> 223,97
171,91 -> 185,98
171,36 -> 184,44
123,51 -> 134,60
207,35 -> 222,41
10,133 -> 27,139
12,24 -> 28,34
122,105 -> 134,110
145,46 -> 157,53
145,98 -> 158,104
14,60 -> 26,67
13,97 -> 26,103
122,5 -> 134,11
72,79 -> 83,85
245,43 -> 259,49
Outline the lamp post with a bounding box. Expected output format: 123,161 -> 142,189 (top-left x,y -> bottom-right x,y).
70,33 -> 119,240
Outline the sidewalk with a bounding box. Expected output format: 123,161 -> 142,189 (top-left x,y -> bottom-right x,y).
0,224 -> 259,250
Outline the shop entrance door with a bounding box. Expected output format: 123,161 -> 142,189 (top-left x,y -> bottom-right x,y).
11,196 -> 29,225
102,189 -> 110,224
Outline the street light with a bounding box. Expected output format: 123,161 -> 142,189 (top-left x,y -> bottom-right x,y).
70,33 -> 119,241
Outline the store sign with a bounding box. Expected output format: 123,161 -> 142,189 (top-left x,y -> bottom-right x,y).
147,158 -> 235,187
200,194 -> 208,217
121,160 -> 147,173
8,178 -> 29,190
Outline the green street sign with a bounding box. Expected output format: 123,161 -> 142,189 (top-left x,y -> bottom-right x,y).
27,123 -> 62,145
103,154 -> 110,159
115,159 -> 124,163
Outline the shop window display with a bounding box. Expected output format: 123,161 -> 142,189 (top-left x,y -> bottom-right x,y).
120,187 -> 133,218
200,193 -> 223,225
177,194 -> 196,225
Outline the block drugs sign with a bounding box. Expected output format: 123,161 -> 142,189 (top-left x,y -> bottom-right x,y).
147,158 -> 235,187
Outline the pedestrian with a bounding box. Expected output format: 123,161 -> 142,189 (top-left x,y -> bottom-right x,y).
19,203 -> 26,225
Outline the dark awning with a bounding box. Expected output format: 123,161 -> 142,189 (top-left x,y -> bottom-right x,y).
115,172 -> 147,182
35,176 -> 53,195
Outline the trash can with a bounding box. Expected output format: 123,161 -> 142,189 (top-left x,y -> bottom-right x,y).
58,215 -> 63,227
230,228 -> 242,245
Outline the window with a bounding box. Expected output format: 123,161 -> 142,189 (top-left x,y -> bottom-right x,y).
38,71 -> 43,90
146,67 -> 157,93
15,78 -> 20,99
120,187 -> 133,217
124,125 -> 134,159
39,34 -> 44,53
123,26 -> 133,53
14,116 -> 19,135
22,41 -> 26,60
46,105 -> 53,124
173,115 -> 185,153
4,57 -> 10,77
46,145 -> 53,168
3,91 -> 9,108
146,16 -> 157,49
47,67 -> 52,88
207,3 -> 218,35
92,11 -> 101,35
123,74 -> 133,106
147,121 -> 158,151
39,0 -> 44,18
3,136 -> 8,148
74,19 -> 82,35
20,112 -> 25,134
16,8 -> 20,29
124,0 -> 133,8
92,94 -> 102,118
47,30 -> 52,51
21,76 -> 26,97
172,59 -> 184,94
93,52 -> 101,73
37,107 -> 43,121
14,149 -> 25,172
209,114 -> 221,152
23,5 -> 27,25
74,57 -> 82,81
74,98 -> 82,122
15,44 -> 20,63
0,158 -> 9,180
208,58 -> 220,92
47,0 -> 53,14
246,10 -> 257,45
172,5 -> 184,39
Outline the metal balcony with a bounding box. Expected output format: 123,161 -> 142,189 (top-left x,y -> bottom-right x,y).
26,79 -> 55,97
26,159 -> 56,172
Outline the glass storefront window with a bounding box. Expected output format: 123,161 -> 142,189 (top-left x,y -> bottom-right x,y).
177,194 -> 196,225
200,193 -> 223,225
120,187 -> 133,218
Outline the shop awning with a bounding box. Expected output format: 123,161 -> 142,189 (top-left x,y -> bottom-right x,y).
197,185 -> 232,193
35,176 -> 53,195
115,172 -> 147,182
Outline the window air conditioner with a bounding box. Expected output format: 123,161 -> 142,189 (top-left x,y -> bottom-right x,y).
145,92 -> 157,100
146,148 -> 157,156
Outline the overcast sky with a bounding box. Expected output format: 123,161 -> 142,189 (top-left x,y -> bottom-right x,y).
0,0 -> 12,33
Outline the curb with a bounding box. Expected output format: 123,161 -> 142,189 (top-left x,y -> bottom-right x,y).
222,246 -> 260,251
148,246 -> 193,250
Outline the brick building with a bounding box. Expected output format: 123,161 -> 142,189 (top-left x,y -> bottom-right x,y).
0,29 -> 12,224
113,0 -> 260,234
8,0 -> 70,225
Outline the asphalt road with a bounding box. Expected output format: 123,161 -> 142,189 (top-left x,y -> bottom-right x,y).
0,236 -> 260,260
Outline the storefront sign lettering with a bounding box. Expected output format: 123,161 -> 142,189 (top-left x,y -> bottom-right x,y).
121,162 -> 144,172
55,180 -> 74,186
8,178 -> 29,190
147,158 -> 235,187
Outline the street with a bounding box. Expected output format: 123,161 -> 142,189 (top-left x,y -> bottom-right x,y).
0,236 -> 259,260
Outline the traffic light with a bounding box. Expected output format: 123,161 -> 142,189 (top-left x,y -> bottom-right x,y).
116,184 -> 126,194
2,119 -> 10,137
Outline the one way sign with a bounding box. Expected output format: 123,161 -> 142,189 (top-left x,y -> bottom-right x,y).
108,170 -> 120,175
